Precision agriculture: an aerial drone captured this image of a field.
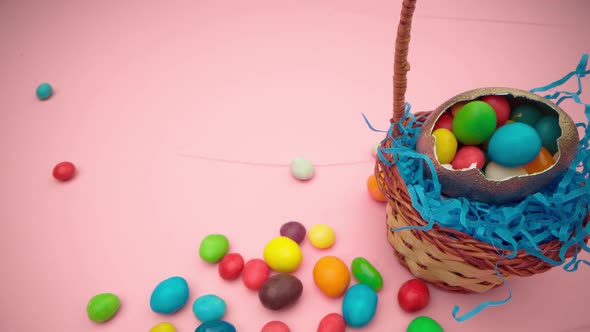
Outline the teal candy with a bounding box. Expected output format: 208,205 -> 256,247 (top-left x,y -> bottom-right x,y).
193,294 -> 226,322
510,104 -> 542,127
487,122 -> 541,167
150,276 -> 190,314
342,284 -> 378,328
194,320 -> 236,332
36,83 -> 53,100
535,115 -> 561,154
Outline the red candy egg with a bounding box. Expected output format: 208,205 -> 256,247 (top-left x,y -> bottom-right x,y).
52,161 -> 76,181
433,112 -> 453,131
242,258 -> 270,290
397,278 -> 430,313
219,253 -> 244,280
261,321 -> 290,332
481,95 -> 511,127
451,146 -> 486,170
317,313 -> 346,332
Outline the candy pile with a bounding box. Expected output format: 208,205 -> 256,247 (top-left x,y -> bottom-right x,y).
431,95 -> 562,181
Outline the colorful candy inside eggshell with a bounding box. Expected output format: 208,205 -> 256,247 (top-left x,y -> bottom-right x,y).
432,128 -> 457,164
534,114 -> 561,154
510,104 -> 543,127
451,146 -> 486,170
451,101 -> 497,145
487,122 -> 542,167
523,146 -> 555,174
481,95 -> 511,127
433,112 -> 453,131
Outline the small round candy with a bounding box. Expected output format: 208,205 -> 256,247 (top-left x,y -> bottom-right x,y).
195,320 -> 236,332
367,174 -> 387,202
149,322 -> 176,332
218,253 -> 244,280
193,294 -> 227,322
397,279 -> 430,313
406,316 -> 444,332
53,161 -> 76,181
351,257 -> 383,292
487,122 -> 541,167
511,104 -> 542,127
523,146 -> 554,174
432,128 -> 457,164
263,236 -> 302,272
87,293 -> 120,323
199,234 -> 230,263
308,224 -> 335,249
452,101 -> 497,145
450,146 -> 485,170
481,95 -> 510,127
450,101 -> 467,117
291,157 -> 314,181
317,313 -> 346,332
36,82 -> 53,100
534,114 -> 561,154
313,256 -> 351,298
261,321 -> 291,332
433,112 -> 453,131
280,221 -> 306,244
242,258 -> 270,290
484,161 -> 527,181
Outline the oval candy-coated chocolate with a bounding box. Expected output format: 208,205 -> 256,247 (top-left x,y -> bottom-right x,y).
433,112 -> 453,131
351,257 -> 383,292
523,146 -> 555,174
432,128 -> 457,164
510,104 -> 542,127
280,221 -> 306,244
487,122 -> 541,167
258,274 -> 303,310
194,320 -> 236,332
481,95 -> 511,127
451,101 -> 497,145
406,316 -> 444,332
451,145 -> 485,170
535,114 -> 561,154
342,284 -> 378,328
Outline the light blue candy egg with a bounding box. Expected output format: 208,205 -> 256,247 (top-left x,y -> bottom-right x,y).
487,122 -> 541,168
194,320 -> 236,332
150,276 -> 190,314
535,115 -> 561,154
342,283 -> 378,328
193,294 -> 226,322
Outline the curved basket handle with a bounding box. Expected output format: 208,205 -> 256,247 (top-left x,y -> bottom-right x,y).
392,0 -> 417,123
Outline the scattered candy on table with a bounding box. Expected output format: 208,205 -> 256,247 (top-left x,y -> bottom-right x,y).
199,234 -> 230,263
313,256 -> 351,298
150,276 -> 190,315
258,274 -> 303,310
279,221 -> 306,244
308,224 -> 336,249
260,320 -> 291,332
317,313 -> 346,332
52,161 -> 76,181
406,316 -> 444,332
86,293 -> 120,323
351,257 -> 383,292
36,82 -> 53,100
242,258 -> 270,290
397,278 -> 430,313
194,320 -> 237,332
341,283 -> 378,328
290,157 -> 314,181
218,253 -> 244,280
192,294 -> 227,322
149,322 -> 177,332
367,174 -> 387,202
263,236 -> 302,272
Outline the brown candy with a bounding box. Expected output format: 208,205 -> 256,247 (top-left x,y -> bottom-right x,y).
258,274 -> 303,310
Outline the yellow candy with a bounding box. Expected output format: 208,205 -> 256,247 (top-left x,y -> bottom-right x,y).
432,128 -> 458,164
308,224 -> 335,249
263,236 -> 302,272
149,322 -> 176,332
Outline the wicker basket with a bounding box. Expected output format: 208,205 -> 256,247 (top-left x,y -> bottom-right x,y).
375,0 -> 589,294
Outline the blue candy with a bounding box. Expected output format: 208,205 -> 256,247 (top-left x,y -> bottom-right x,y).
487,122 -> 542,167
194,320 -> 236,332
535,115 -> 561,154
342,283 -> 378,328
193,294 -> 226,322
36,82 -> 53,100
150,276 -> 190,314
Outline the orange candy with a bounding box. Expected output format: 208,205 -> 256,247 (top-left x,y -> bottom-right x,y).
450,101 -> 468,116
524,146 -> 555,174
367,174 -> 387,202
313,256 -> 351,298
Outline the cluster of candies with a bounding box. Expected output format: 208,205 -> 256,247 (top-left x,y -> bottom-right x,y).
432,95 -> 562,181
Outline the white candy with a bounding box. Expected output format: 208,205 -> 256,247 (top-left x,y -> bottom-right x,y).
484,161 -> 527,181
290,157 -> 314,181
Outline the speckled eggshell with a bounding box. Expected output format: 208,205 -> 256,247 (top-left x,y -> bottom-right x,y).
416,87 -> 578,204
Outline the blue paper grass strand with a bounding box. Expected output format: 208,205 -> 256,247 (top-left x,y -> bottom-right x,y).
366,54 -> 590,322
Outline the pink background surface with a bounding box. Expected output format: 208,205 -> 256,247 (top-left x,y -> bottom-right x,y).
1,0 -> 590,331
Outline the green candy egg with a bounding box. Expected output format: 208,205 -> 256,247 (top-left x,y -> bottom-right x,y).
199,234 -> 229,263
407,316 -> 444,332
351,257 -> 383,292
510,104 -> 542,127
535,114 -> 561,154
451,101 -> 497,145
87,293 -> 120,323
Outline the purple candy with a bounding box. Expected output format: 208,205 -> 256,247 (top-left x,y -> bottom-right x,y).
279,221 -> 306,244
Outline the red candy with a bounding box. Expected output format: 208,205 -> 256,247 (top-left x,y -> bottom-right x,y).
52,161 -> 76,181
397,278 -> 430,313
261,321 -> 290,332
242,258 -> 270,290
317,313 -> 346,332
433,112 -> 453,131
481,95 -> 510,127
219,253 -> 244,280
451,146 -> 486,170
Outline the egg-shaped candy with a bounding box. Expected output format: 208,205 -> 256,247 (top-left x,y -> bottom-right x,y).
431,128 -> 457,164
313,256 -> 351,298
451,101 -> 497,145
484,161 -> 527,181
535,114 -> 561,154
150,276 -> 190,315
481,95 -> 510,127
451,146 -> 485,170
523,147 -> 555,174
342,284 -> 378,328
511,104 -> 543,127
433,112 -> 453,131
487,122 -> 541,167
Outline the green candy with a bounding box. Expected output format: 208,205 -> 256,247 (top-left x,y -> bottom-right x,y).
511,104 -> 543,127
199,234 -> 229,263
407,316 -> 444,332
351,257 -> 383,292
87,293 -> 120,323
452,101 -> 497,145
